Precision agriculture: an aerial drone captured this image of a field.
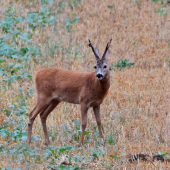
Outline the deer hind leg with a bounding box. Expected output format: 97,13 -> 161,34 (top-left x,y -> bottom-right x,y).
26,97 -> 50,145
40,99 -> 60,146
93,105 -> 104,138
79,104 -> 89,147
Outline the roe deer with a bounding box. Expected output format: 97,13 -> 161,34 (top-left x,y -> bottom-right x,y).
26,39 -> 112,146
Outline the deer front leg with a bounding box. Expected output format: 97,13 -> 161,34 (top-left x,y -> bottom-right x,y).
79,104 -> 89,147
93,105 -> 104,138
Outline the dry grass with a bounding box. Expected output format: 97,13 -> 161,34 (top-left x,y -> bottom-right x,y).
1,0 -> 170,169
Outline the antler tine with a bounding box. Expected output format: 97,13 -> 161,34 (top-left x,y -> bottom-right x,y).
102,39 -> 112,60
88,39 -> 100,60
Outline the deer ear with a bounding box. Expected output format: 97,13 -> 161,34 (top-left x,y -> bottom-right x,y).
102,39 -> 112,62
103,50 -> 109,63
94,48 -> 100,60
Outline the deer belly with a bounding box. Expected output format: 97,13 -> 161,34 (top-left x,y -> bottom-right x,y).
55,92 -> 80,104
90,99 -> 103,107
64,98 -> 80,104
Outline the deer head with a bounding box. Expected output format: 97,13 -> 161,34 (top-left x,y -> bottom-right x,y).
89,39 -> 112,80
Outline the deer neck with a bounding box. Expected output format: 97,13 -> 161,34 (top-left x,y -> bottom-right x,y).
97,71 -> 110,90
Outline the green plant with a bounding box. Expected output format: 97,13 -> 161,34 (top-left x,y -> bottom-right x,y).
0,119 -> 28,142
113,58 -> 135,69
107,131 -> 117,145
72,120 -> 92,144
110,153 -> 126,160
68,0 -> 81,9
108,5 -> 114,9
89,147 -> 105,161
72,120 -> 81,141
155,6 -> 168,15
26,7 -> 56,27
41,0 -> 54,5
152,0 -> 164,4
110,155 -> 119,160
0,9 -> 40,88
65,17 -> 80,32
158,152 -> 168,158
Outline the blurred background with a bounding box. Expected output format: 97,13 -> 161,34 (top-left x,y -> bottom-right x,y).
0,0 -> 170,169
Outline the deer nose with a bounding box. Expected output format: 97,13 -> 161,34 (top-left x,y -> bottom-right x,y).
96,73 -> 103,79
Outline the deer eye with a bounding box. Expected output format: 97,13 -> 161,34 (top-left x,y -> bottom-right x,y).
103,65 -> 107,69
94,66 -> 97,69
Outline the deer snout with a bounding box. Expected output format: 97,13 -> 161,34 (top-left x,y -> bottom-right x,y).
96,73 -> 103,80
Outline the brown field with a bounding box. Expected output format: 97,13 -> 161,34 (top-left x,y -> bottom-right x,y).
1,0 -> 170,169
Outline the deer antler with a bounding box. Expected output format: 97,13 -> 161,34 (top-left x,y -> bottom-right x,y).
88,39 -> 100,60
102,39 -> 112,60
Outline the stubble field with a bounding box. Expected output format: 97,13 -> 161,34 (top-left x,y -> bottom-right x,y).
1,0 -> 170,169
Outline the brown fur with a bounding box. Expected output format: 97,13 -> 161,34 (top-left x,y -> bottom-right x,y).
35,68 -> 110,105
26,40 -> 111,146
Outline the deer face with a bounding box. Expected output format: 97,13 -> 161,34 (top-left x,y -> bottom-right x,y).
94,59 -> 109,80
88,39 -> 112,81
